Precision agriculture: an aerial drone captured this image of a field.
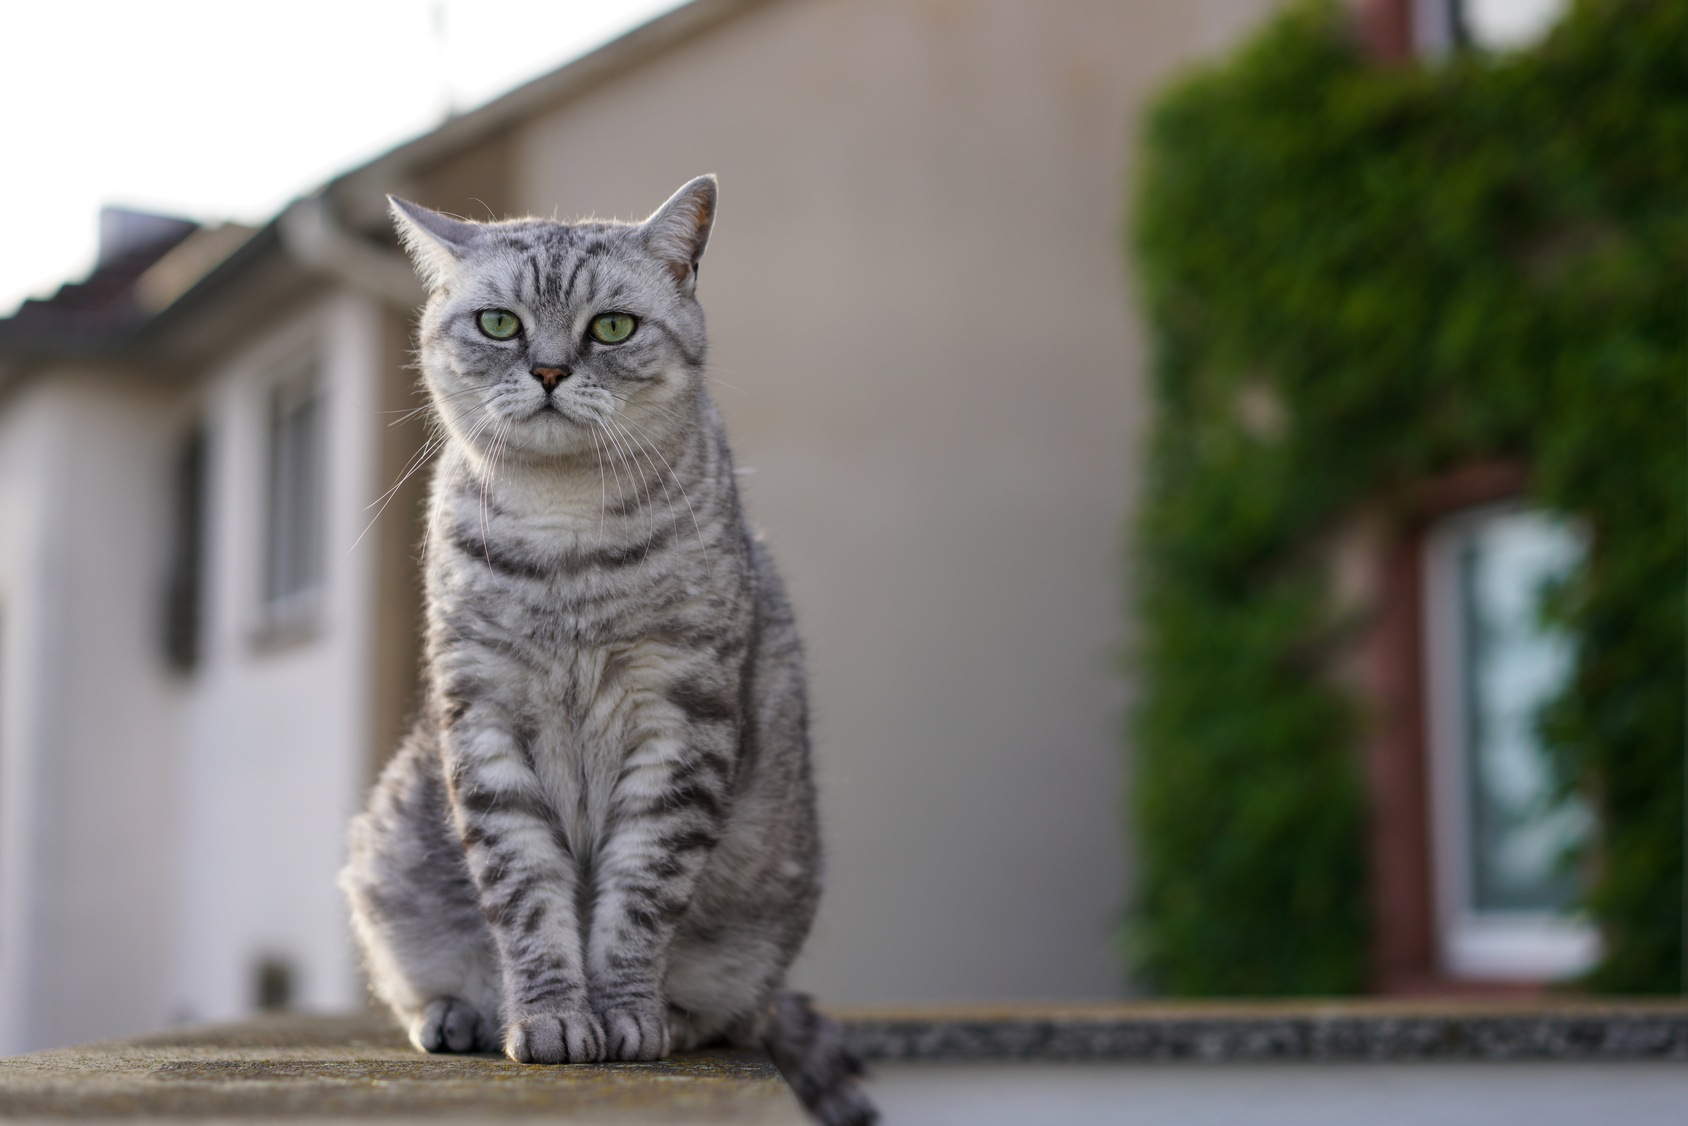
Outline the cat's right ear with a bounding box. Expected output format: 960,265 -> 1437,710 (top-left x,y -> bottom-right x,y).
388,197 -> 479,290
639,176 -> 717,296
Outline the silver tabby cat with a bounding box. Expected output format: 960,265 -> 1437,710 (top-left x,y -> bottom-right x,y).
339,177 -> 874,1126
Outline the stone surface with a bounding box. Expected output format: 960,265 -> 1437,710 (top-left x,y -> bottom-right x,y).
0,1012 -> 806,1123
835,998 -> 1688,1062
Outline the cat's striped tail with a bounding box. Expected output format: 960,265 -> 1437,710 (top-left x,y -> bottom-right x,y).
764,991 -> 878,1126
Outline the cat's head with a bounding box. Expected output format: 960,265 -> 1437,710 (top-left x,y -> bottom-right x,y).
390,176 -> 716,461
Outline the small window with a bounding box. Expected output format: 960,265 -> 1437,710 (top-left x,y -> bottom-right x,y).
1413,0 -> 1568,55
261,361 -> 326,641
1423,504 -> 1597,980
163,425 -> 208,671
252,953 -> 297,1012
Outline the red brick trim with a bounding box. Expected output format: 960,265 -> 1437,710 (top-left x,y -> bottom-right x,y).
1355,0 -> 1415,62
1361,460 -> 1531,994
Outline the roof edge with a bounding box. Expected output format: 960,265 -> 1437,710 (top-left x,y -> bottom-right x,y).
328,0 -> 777,221
0,0 -> 777,376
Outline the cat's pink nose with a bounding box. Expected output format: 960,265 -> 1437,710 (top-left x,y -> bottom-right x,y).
531,366 -> 570,391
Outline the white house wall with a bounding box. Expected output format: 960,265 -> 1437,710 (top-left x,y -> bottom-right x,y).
509,0 -> 1281,1001
0,382 -> 62,1056
0,374 -> 186,1054
172,290 -> 381,1024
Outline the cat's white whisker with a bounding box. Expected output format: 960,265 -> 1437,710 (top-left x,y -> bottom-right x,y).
606,415 -> 690,567
477,418 -> 515,565
595,419 -> 654,580
349,432 -> 446,553
608,408 -> 708,565
603,417 -> 673,581
385,384 -> 483,427
590,427 -> 609,540
701,374 -> 749,397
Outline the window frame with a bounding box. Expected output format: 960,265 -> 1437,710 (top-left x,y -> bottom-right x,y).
1360,0 -> 1569,61
1420,501 -> 1598,980
1414,0 -> 1570,55
255,354 -> 327,647
162,423 -> 209,672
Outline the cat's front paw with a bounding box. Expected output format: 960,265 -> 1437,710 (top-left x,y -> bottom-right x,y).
414,996 -> 497,1053
599,1001 -> 671,1061
505,1010 -> 607,1064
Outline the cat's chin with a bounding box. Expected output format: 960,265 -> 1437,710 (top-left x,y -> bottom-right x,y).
480,414 -> 603,464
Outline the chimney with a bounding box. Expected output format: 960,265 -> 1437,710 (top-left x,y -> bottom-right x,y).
97,207 -> 197,267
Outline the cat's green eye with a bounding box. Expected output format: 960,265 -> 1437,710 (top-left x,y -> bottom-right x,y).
478,309 -> 521,339
589,312 -> 636,344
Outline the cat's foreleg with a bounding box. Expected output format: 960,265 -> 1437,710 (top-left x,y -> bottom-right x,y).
587,712 -> 735,1061
341,737 -> 503,1053
443,713 -> 602,1064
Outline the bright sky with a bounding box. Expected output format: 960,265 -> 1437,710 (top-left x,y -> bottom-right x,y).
0,0 -> 683,316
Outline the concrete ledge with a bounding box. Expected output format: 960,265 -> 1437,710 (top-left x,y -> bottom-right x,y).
0,1013 -> 806,1123
10,999 -> 1688,1122
833,998 -> 1688,1062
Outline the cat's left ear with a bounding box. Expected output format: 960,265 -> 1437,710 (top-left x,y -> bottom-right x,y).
639,175 -> 716,295
389,197 -> 481,291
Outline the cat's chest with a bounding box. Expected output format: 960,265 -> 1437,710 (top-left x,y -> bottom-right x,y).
491,635 -> 689,837
440,520 -> 716,735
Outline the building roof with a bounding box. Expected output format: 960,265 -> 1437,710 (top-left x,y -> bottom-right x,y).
0,209 -> 197,355
322,0 -> 770,230
0,0 -> 768,377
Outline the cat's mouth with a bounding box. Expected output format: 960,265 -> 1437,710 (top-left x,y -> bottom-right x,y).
528,399 -> 593,427
530,397 -> 579,419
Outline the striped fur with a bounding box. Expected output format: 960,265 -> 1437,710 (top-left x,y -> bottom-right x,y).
339,179 -> 873,1124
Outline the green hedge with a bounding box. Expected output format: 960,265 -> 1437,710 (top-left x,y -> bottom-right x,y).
1128,0 -> 1687,994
